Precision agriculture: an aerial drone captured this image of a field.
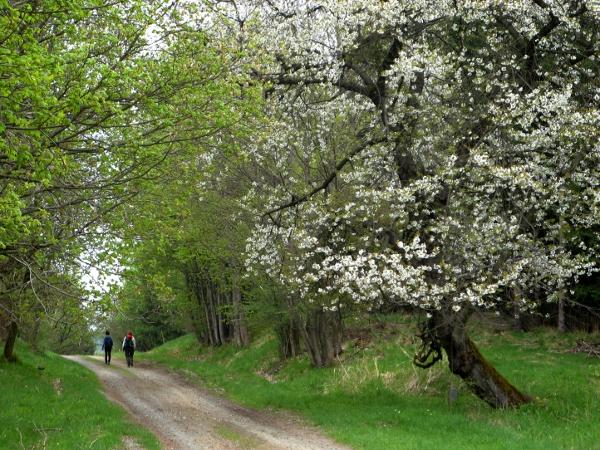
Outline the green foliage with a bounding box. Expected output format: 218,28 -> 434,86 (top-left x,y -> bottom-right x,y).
105,273 -> 186,351
3,265 -> 96,354
39,296 -> 97,355
106,50 -> 266,346
1,0 -> 265,358
0,340 -> 159,449
142,326 -> 600,450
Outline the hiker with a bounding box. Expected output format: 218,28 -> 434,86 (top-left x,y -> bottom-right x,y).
122,331 -> 136,367
102,330 -> 113,365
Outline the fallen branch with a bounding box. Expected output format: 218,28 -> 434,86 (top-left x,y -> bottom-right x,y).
568,339 -> 600,358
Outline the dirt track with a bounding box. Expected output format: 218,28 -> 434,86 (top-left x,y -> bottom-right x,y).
63,355 -> 349,450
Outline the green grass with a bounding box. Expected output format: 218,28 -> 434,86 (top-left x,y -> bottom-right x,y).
0,340 -> 159,450
141,322 -> 600,450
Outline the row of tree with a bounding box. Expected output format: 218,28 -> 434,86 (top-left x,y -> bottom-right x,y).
0,0 -> 256,356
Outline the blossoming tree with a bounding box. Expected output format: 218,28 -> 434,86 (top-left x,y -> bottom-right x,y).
241,0 -> 600,407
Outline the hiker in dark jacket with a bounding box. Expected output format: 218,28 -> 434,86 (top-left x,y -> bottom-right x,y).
102,330 -> 113,365
122,331 -> 136,367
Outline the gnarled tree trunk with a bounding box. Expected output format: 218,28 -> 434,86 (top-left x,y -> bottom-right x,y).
422,311 -> 531,408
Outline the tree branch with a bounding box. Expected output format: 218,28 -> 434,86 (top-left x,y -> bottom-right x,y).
264,134 -> 386,217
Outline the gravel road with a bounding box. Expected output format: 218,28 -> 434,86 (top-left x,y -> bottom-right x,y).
63,355 -> 349,450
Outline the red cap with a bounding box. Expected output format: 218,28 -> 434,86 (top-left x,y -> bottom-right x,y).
127,332 -> 133,338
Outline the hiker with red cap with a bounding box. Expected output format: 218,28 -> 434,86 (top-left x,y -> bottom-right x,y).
122,331 -> 136,367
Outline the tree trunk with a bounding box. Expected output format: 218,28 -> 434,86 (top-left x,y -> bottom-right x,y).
200,281 -> 214,345
433,311 -> 531,408
557,294 -> 566,333
556,216 -> 567,333
193,290 -> 211,345
276,312 -> 302,359
511,287 -> 525,332
209,287 -> 220,344
232,288 -> 250,347
31,317 -> 42,351
302,307 -> 342,368
216,289 -> 225,344
3,320 -> 18,362
184,268 -> 209,344
185,261 -> 241,347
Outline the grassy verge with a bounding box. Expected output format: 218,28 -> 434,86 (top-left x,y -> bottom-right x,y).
0,340 -> 159,450
141,320 -> 600,450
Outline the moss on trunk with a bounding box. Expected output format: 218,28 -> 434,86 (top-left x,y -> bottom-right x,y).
433,311 -> 531,408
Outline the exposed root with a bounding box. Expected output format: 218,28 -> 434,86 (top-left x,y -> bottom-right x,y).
413,319 -> 442,369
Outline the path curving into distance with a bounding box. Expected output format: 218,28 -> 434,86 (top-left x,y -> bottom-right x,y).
63,355 -> 349,450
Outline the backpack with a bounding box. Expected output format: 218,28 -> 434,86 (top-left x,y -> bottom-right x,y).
104,336 -> 113,348
123,337 -> 134,350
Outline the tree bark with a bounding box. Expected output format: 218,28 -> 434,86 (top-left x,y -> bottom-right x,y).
200,280 -> 214,345
232,288 -> 250,347
209,283 -> 225,345
432,312 -> 531,408
216,290 -> 226,344
276,312 -> 302,359
510,287 -> 526,332
301,307 -> 342,368
184,268 -> 209,344
557,217 -> 567,333
557,295 -> 566,333
185,261 -> 247,347
3,320 -> 18,362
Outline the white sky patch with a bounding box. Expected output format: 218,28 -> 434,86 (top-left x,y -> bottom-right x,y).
78,237 -> 124,298
80,264 -> 122,295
